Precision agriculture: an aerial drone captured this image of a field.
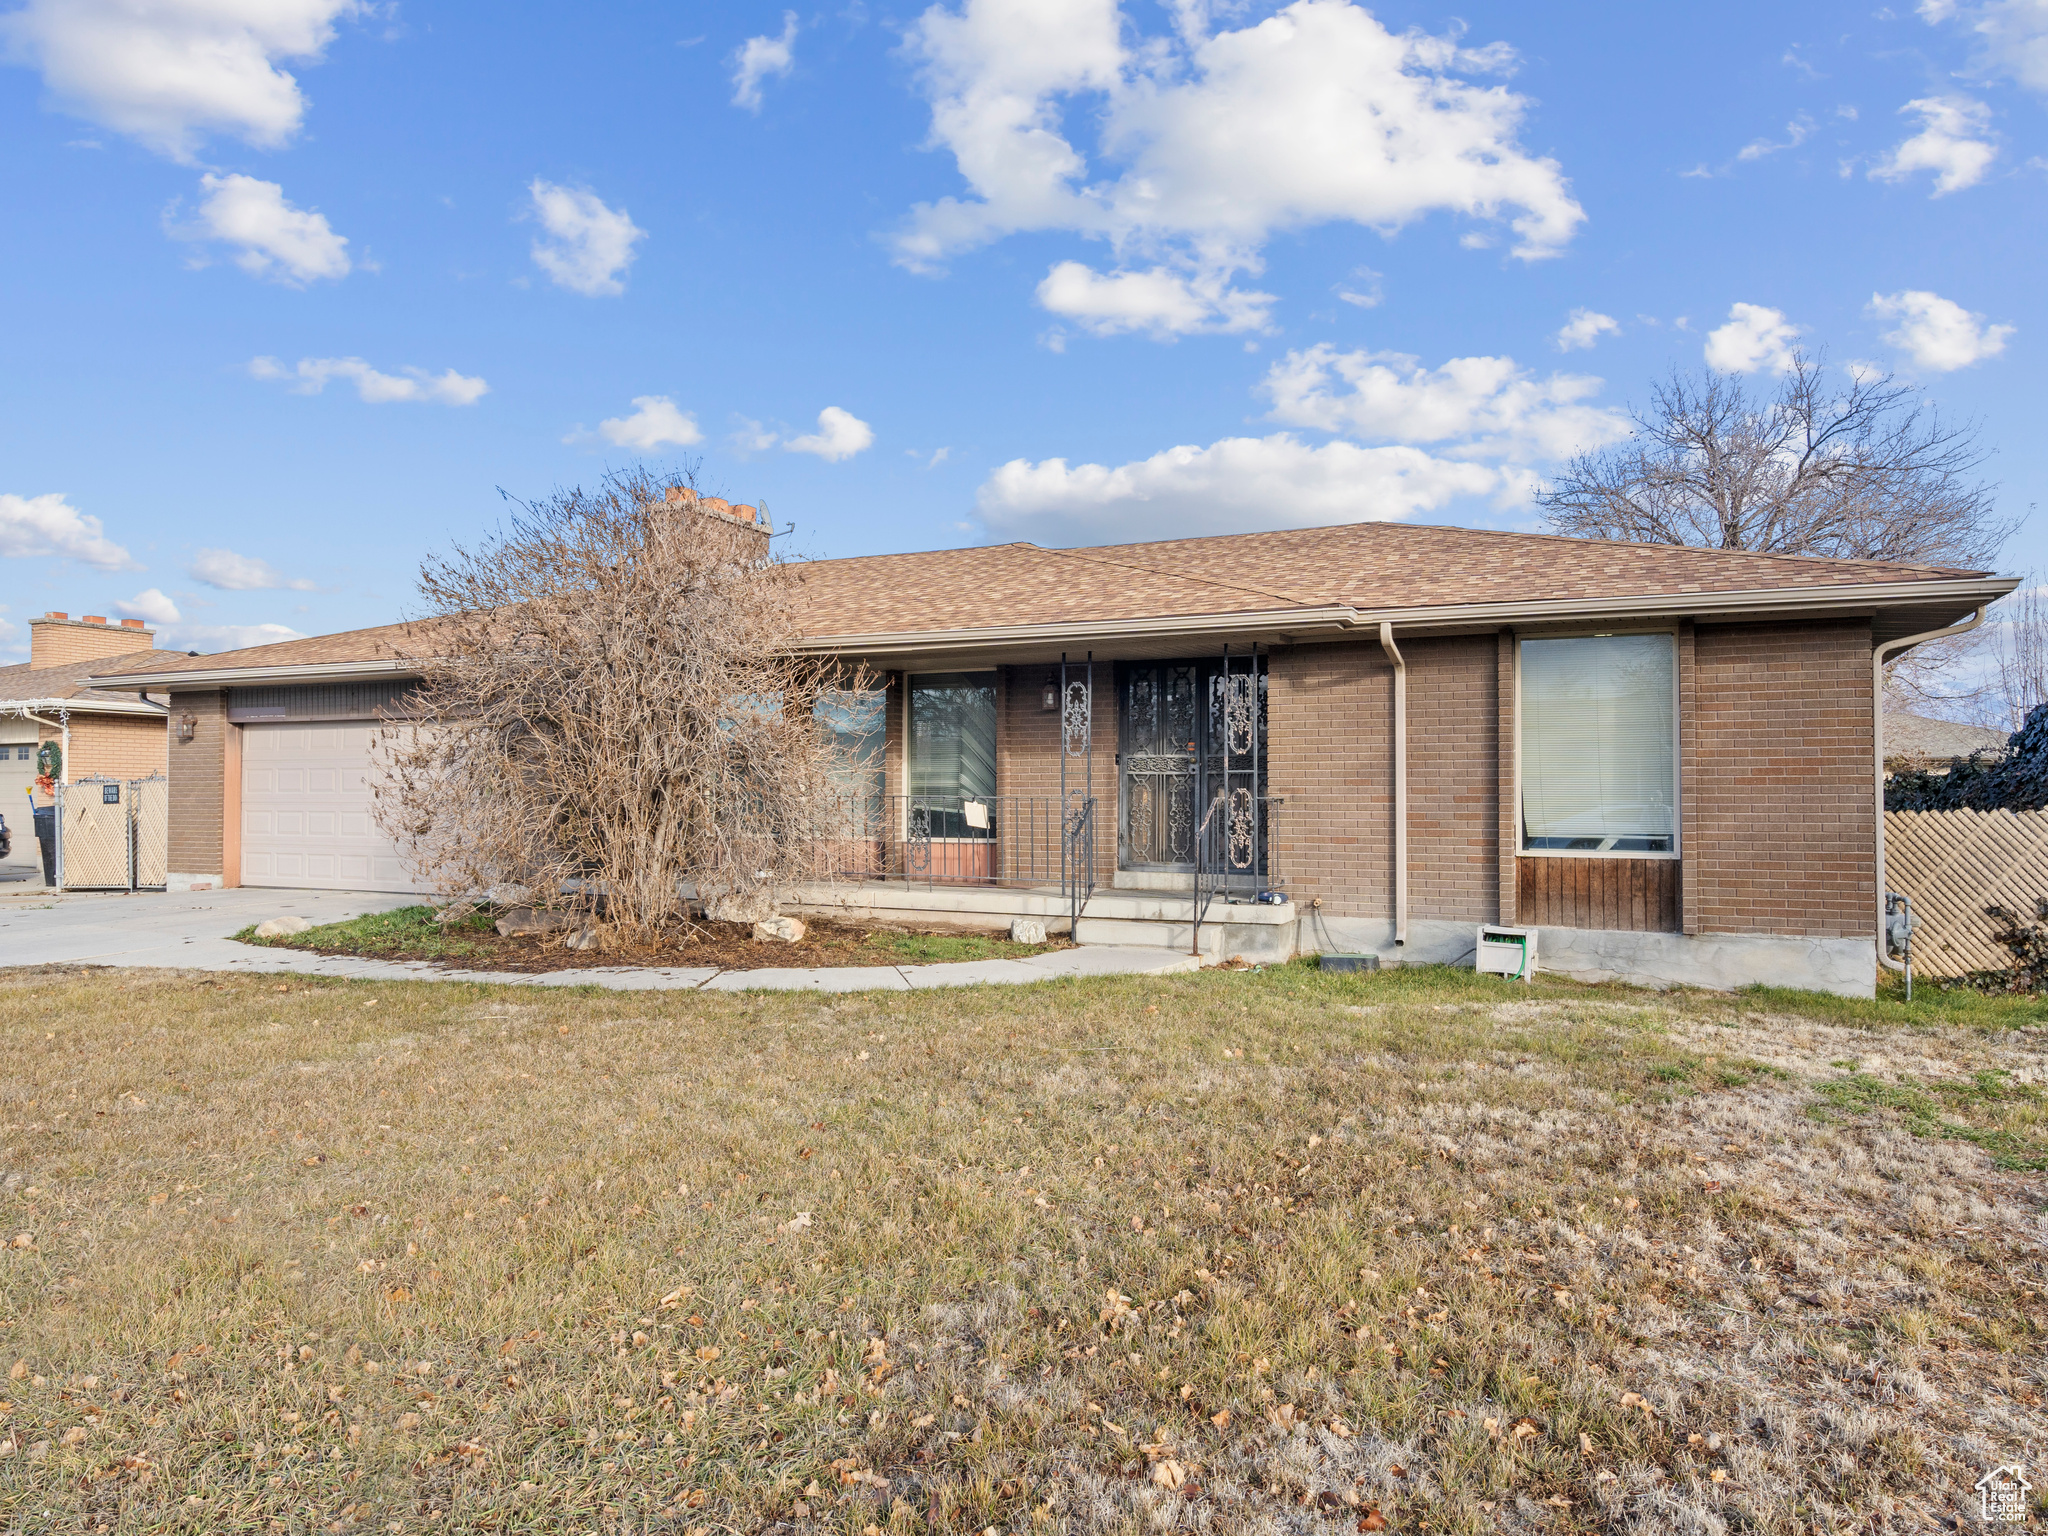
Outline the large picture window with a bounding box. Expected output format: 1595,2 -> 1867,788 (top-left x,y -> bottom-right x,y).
909,672 -> 997,839
1520,634 -> 1676,854
816,688 -> 886,825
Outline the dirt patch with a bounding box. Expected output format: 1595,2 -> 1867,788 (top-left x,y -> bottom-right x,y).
251,909 -> 1068,974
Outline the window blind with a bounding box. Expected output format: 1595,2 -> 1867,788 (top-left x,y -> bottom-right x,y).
1520,635 -> 1676,853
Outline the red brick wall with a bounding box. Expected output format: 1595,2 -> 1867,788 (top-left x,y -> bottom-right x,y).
1270,639 -> 1391,918
998,661 -> 1116,886
1406,634 -> 1501,924
1689,618 -> 1874,938
65,714 -> 168,783
167,689 -> 228,876
1268,635 -> 1500,924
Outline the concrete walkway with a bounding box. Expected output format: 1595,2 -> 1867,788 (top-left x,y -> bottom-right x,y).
0,886 -> 1200,992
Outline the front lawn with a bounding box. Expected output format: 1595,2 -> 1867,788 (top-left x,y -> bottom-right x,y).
0,963 -> 2043,1533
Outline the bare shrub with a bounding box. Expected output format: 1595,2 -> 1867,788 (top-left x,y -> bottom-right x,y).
373,468 -> 867,942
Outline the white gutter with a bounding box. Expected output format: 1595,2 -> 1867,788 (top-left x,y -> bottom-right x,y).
0,696 -> 167,719
1873,607 -> 1987,976
1379,622 -> 1407,949
84,657 -> 421,690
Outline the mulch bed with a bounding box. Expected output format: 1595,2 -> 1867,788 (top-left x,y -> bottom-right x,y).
269,915 -> 1066,975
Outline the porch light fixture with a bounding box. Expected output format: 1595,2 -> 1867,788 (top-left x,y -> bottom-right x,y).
176,713 -> 197,743
1041,678 -> 1058,712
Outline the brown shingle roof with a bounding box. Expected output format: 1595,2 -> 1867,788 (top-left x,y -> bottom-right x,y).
92,621 -> 428,680
0,649 -> 190,708
86,520 -> 2001,683
792,522 -> 1988,636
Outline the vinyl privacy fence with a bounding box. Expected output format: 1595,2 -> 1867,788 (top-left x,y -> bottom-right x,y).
1884,808 -> 2048,976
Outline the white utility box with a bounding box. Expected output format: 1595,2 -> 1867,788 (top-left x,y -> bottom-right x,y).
1475,924 -> 1536,978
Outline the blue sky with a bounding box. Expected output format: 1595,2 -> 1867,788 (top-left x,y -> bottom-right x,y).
0,0 -> 2042,657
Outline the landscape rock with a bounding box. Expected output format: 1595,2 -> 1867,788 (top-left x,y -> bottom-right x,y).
753,915 -> 806,943
253,916 -> 312,938
705,889 -> 778,924
496,907 -> 576,938
1009,917 -> 1047,944
562,925 -> 602,951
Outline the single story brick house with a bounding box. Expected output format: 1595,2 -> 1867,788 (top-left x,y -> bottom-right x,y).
89,518 -> 2014,995
0,613 -> 182,813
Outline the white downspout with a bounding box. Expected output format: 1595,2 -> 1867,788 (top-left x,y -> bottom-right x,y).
1873,608 -> 1986,974
1379,622 -> 1407,948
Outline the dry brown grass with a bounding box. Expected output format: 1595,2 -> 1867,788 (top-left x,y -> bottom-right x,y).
0,963 -> 2042,1535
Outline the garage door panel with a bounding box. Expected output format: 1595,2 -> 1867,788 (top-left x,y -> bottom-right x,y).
241,720 -> 425,893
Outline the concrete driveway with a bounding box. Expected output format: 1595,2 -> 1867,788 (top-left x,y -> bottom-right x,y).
0,885 -> 1199,991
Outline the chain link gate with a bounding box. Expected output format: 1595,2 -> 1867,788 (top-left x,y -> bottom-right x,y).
54,774 -> 170,891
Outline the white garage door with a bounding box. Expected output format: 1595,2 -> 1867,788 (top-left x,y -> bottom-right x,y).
241,722 -> 424,892
0,737 -> 37,832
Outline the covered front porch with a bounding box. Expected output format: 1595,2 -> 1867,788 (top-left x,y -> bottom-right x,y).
803,646 -> 1292,960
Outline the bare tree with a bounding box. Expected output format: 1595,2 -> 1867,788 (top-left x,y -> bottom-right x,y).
1992,576 -> 2048,731
373,468 -> 867,944
1539,353 -> 2012,709
1539,354 -> 2009,566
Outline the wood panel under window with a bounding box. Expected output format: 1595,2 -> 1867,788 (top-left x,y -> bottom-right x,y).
1516,857 -> 1679,932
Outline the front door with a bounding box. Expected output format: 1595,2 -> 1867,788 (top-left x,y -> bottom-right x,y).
1119,662 -> 1200,868
1119,657 -> 1271,875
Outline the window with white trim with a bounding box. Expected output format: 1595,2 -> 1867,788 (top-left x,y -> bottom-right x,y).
1520,634 -> 1676,854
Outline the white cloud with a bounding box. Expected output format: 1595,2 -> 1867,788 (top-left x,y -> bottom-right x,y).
1703,302 -> 1803,374
1737,113 -> 1816,161
1920,0 -> 2048,94
1867,288 -> 2015,370
188,547 -> 315,591
1870,96 -> 1998,194
977,435 -> 1502,543
0,491 -> 140,571
731,12 -> 797,111
114,588 -> 180,625
1034,260 -> 1273,336
527,180 -> 645,297
979,337 -> 1629,542
899,0 -> 1583,338
173,173 -> 350,285
1335,267 -> 1383,308
1262,345 -> 1628,461
249,356 -> 489,405
729,418 -> 780,454
0,0 -> 359,162
598,395 -> 703,450
1971,0 -> 2048,93
1554,308 -> 1620,351
174,621 -> 306,653
784,407 -> 875,462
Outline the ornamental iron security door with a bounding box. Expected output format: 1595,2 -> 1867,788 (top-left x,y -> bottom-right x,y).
1118,651 -> 1268,875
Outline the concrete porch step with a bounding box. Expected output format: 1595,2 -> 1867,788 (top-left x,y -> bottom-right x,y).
1075,890 -> 1298,962
1078,889 -> 1296,925
783,878 -> 1302,961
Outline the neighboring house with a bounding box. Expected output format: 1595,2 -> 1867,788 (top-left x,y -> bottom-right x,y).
0,613 -> 182,821
1882,709 -> 2009,775
88,518 -> 2016,996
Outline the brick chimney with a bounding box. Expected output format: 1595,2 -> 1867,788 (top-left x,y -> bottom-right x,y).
30,611 -> 156,670
659,486 -> 770,550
